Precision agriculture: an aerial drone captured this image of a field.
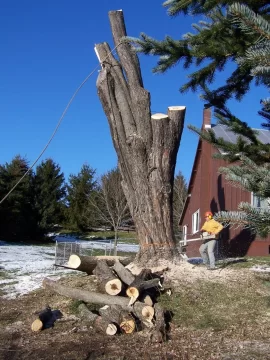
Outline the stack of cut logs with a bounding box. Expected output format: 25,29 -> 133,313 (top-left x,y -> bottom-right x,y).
42,254 -> 170,342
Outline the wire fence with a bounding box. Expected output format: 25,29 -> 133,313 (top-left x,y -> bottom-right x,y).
54,238 -> 139,267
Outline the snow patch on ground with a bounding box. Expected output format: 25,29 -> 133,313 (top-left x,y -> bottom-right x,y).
0,240 -> 139,299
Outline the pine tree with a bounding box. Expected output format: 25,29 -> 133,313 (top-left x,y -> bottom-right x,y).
66,164 -> 97,231
34,159 -> 66,234
0,155 -> 36,240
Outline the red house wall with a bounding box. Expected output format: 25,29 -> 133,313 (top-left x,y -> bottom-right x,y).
180,109 -> 270,258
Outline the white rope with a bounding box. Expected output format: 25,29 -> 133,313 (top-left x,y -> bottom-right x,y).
0,42 -> 122,205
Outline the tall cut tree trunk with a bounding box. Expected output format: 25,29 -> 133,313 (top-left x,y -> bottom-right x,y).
95,10 -> 186,264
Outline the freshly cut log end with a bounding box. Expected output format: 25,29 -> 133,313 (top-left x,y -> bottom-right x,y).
106,323 -> 118,336
151,113 -> 169,120
31,319 -> 43,332
105,279 -> 122,296
142,306 -> 155,321
168,106 -> 186,111
94,316 -> 118,336
126,287 -> 139,299
141,294 -> 153,307
120,319 -> 136,334
68,254 -> 81,269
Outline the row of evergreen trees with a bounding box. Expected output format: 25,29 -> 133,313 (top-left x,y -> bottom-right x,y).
0,156 -> 100,241
0,155 -> 187,242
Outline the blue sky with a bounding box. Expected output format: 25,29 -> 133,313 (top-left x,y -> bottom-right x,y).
0,0 -> 267,183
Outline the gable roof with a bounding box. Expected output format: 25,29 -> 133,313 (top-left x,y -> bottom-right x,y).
211,124 -> 270,144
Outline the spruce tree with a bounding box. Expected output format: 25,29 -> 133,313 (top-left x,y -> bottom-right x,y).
66,164 -> 97,231
34,159 -> 66,234
0,155 -> 36,240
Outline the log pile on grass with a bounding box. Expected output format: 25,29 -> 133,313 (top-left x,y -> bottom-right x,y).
42,254 -> 171,341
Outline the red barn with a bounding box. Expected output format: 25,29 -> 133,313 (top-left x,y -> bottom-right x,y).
179,108 -> 270,258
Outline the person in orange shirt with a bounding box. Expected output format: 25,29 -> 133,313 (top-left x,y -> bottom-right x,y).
199,211 -> 223,270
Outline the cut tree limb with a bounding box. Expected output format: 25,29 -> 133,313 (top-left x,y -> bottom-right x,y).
98,304 -> 136,334
31,306 -> 57,332
78,303 -> 98,324
68,254 -> 134,275
126,278 -> 161,303
43,278 -> 130,306
112,259 -> 135,286
133,302 -> 155,328
94,316 -> 118,336
78,303 -> 117,335
93,260 -> 122,295
151,303 -> 166,343
43,277 -> 148,310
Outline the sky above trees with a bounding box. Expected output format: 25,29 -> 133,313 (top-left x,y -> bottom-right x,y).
1,0 -> 266,182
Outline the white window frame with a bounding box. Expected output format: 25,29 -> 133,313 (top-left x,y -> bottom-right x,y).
192,209 -> 200,234
182,225 -> 187,246
251,192 -> 269,210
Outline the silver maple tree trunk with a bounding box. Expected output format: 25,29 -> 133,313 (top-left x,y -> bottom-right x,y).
95,11 -> 186,263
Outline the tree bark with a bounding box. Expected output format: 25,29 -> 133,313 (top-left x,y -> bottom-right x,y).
43,278 -> 130,306
95,10 -> 186,265
98,304 -> 136,334
126,278 -> 161,303
93,260 -> 122,295
151,303 -> 166,343
112,259 -> 135,285
78,303 -> 117,335
78,303 -> 98,323
68,254 -> 134,275
94,316 -> 118,336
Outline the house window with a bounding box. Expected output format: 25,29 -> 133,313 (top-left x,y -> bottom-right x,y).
192,209 -> 200,234
182,225 -> 187,246
251,193 -> 269,210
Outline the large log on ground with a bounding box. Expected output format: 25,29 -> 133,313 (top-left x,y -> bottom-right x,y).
43,277 -> 146,309
93,260 -> 122,295
43,278 -> 131,306
112,259 -> 135,286
67,254 -> 134,275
